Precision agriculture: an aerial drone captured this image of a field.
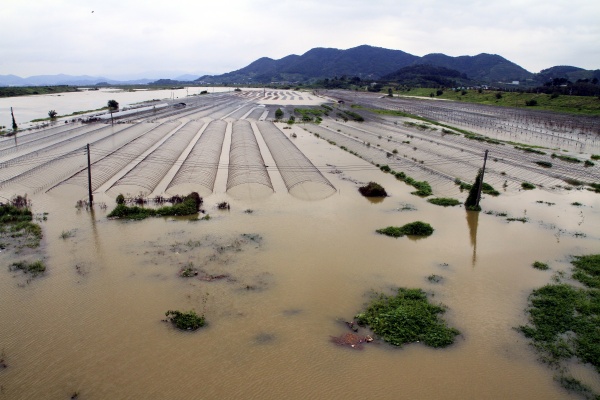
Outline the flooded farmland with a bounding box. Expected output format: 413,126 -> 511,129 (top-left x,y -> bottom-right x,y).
0,89 -> 599,399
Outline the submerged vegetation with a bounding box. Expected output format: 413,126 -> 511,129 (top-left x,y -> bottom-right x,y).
164,310 -> 205,331
519,254 -> 600,398
0,195 -> 43,249
108,193 -> 203,220
9,260 -> 46,277
376,221 -> 434,238
355,288 -> 459,348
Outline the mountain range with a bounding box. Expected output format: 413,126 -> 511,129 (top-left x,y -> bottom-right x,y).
2,45 -> 598,87
194,45 -> 599,86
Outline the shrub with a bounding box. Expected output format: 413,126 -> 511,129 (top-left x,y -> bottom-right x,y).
116,194 -> 125,205
358,182 -> 387,197
165,310 -> 205,331
525,99 -> 538,106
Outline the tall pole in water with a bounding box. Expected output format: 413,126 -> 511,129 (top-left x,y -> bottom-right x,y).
475,150 -> 489,208
87,143 -> 93,206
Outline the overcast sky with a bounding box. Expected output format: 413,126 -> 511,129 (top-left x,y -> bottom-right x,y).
2,0 -> 599,79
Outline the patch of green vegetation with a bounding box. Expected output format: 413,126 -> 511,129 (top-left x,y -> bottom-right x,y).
515,146 -> 546,155
552,153 -> 581,163
376,221 -> 434,238
557,376 -> 597,398
588,183 -> 600,193
532,261 -> 550,270
571,202 -> 583,206
427,274 -> 443,283
0,200 -> 43,249
107,193 -> 202,220
571,254 -> 600,289
9,260 -> 46,277
519,253 -> 600,395
506,217 -> 528,223
358,182 -> 387,197
584,160 -> 595,167
521,182 -> 536,190
355,288 -> 459,347
294,107 -> 324,123
396,88 -> 600,115
165,310 -> 205,331
427,197 -> 460,207
410,180 -> 433,197
591,154 -> 600,161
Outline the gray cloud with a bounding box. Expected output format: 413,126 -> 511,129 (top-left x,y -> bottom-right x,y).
1,0 -> 598,78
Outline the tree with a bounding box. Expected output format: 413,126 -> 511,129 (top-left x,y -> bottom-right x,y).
388,88 -> 393,97
275,108 -> 283,119
107,100 -> 119,111
48,110 -> 58,119
464,169 -> 483,211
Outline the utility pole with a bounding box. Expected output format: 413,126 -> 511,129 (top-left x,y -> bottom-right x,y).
475,150 -> 489,208
87,143 -> 93,206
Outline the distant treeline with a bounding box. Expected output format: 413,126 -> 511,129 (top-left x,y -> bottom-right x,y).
0,86 -> 80,98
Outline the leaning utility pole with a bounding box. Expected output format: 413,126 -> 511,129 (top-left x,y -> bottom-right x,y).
475,150 -> 489,208
87,143 -> 93,206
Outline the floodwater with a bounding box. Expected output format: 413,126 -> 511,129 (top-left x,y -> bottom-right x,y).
0,86 -> 233,130
1,91 -> 600,399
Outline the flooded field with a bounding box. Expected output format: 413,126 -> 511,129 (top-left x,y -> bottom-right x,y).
1,89 -> 599,399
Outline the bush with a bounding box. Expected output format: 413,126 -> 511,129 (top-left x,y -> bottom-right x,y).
525,99 -> 538,106
358,182 -> 387,197
116,194 -> 125,205
165,310 -> 205,331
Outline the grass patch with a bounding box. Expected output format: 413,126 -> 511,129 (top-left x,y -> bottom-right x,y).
164,310 -> 205,331
571,254 -> 600,289
358,182 -> 387,197
532,261 -> 550,270
376,221 -> 434,238
355,288 -> 459,347
427,197 -> 460,207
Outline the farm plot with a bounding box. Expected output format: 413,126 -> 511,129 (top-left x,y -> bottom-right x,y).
256,121 -> 336,199
109,121 -> 205,194
167,120 -> 227,196
55,121 -> 181,193
227,120 -> 273,196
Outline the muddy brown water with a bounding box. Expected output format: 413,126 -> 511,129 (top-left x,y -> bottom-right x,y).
1,99 -> 600,399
